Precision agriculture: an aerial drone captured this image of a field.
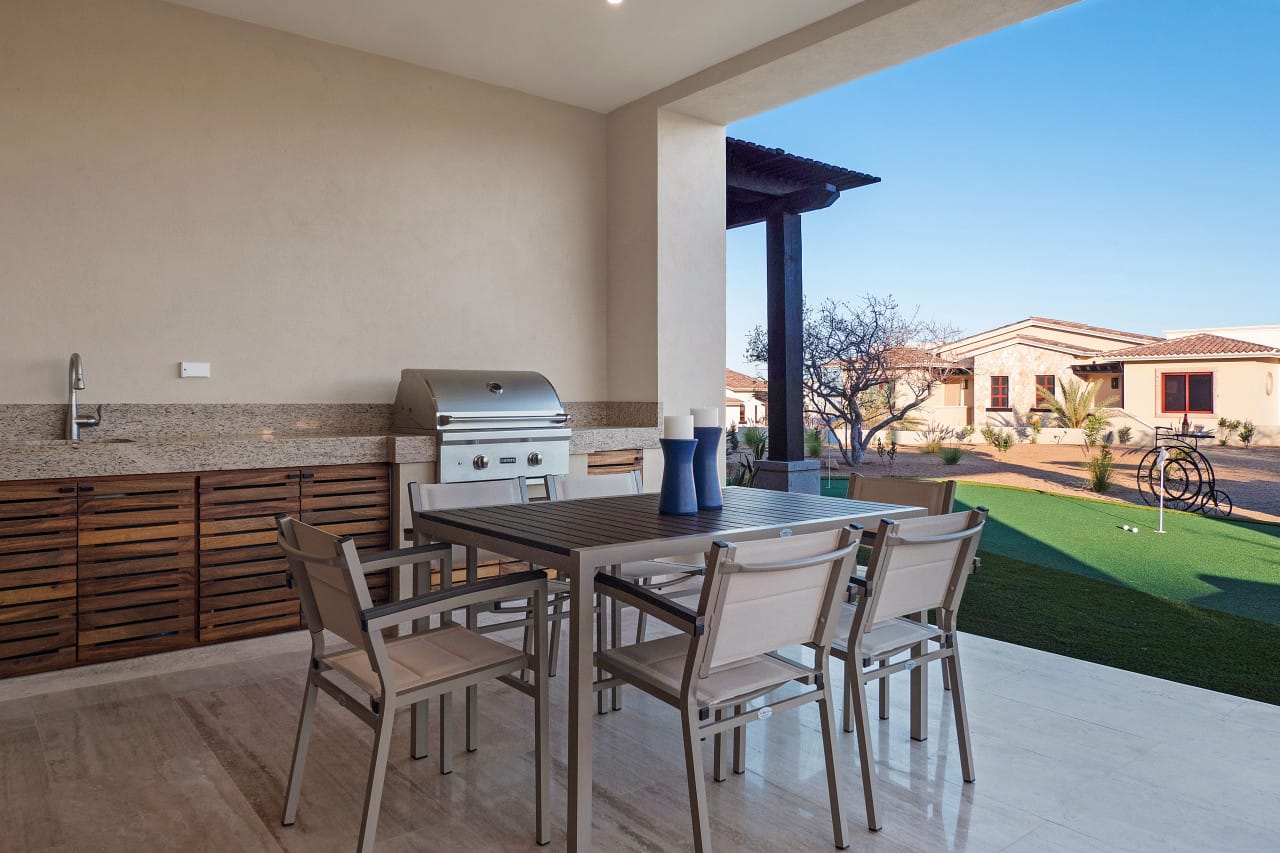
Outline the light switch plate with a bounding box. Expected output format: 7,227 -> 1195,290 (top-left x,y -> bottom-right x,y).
179,361 -> 211,378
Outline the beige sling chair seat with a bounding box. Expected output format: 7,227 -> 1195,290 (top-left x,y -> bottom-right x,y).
276,516 -> 551,853
594,526 -> 863,853
832,508 -> 987,832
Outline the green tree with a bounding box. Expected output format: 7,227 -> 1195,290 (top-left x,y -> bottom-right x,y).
1041,377 -> 1119,431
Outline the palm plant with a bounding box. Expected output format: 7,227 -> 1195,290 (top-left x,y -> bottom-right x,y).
1041,378 -> 1118,430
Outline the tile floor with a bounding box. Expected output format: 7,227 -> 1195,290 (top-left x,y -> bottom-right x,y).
1,622 -> 1276,852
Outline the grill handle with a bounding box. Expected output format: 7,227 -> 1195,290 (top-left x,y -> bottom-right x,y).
437,413 -> 570,426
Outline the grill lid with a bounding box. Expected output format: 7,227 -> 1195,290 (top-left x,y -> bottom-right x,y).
391,369 -> 569,434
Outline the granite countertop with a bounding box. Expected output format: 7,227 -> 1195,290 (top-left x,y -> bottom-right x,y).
0,426 -> 659,481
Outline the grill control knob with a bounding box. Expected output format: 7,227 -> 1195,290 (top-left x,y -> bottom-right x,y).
473,454 -> 490,471
528,451 -> 544,467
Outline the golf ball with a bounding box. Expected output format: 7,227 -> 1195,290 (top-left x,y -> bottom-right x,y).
1122,525 -> 1131,531
1131,527 -> 1139,533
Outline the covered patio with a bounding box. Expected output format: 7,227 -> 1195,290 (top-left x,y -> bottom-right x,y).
3,620 -> 1277,851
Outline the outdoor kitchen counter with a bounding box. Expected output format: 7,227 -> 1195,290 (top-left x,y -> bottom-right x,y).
0,426 -> 659,481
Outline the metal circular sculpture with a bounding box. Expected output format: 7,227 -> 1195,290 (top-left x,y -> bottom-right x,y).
1136,428 -> 1232,517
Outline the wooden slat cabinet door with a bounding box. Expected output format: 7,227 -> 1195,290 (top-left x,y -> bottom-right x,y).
300,464 -> 392,604
587,449 -> 644,476
197,468 -> 302,642
76,475 -> 197,663
0,481 -> 78,677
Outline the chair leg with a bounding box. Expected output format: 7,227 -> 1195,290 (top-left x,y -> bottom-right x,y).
850,675 -> 881,831
818,685 -> 851,850
941,652 -> 952,691
681,710 -> 713,853
281,675 -> 319,826
842,660 -> 855,734
596,591 -> 608,715
946,644 -> 976,783
410,699 -> 429,760
533,594 -> 552,845
635,610 -> 648,644
356,708 -> 396,853
610,570 -> 622,711
878,659 -> 890,720
466,684 -> 479,753
732,704 -> 746,774
713,710 -> 727,782
548,596 -> 564,679
439,692 -> 453,775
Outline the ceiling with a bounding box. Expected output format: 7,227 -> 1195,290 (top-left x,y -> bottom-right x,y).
165,0 -> 862,113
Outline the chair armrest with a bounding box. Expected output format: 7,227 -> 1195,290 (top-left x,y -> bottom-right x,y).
361,570 -> 546,632
358,542 -> 451,573
596,573 -> 702,636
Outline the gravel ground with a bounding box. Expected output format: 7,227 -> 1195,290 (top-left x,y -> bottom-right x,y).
817,441 -> 1280,523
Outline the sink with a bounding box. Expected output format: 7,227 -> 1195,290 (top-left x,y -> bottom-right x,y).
6,437 -> 136,447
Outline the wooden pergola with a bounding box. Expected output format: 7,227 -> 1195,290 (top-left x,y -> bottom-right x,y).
727,138 -> 880,486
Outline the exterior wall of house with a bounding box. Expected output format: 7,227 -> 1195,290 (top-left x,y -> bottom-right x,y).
1122,358 -> 1280,442
725,389 -> 766,425
907,375 -> 971,433
2,0 -> 609,403
972,345 -> 1082,428
942,326 -> 1148,359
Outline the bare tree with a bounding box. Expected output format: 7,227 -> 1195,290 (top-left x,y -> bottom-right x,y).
745,295 -> 957,465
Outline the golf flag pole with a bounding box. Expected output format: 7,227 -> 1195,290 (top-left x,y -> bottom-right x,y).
1156,447 -> 1168,534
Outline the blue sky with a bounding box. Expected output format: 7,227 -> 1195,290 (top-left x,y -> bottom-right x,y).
725,0 -> 1280,372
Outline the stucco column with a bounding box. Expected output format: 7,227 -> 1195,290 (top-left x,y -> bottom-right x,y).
606,104 -> 726,429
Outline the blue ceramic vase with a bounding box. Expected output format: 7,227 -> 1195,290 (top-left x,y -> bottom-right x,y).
658,438 -> 699,515
692,426 -> 723,510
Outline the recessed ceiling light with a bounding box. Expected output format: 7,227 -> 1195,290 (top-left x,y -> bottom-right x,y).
607,0 -> 624,5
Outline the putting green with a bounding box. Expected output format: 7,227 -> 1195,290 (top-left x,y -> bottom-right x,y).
819,478 -> 1280,625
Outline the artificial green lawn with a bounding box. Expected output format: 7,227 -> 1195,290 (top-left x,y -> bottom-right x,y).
818,477 -> 1280,703
960,551 -> 1280,706
821,478 -> 1280,624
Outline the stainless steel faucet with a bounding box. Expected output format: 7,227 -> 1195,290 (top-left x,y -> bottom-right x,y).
66,353 -> 102,440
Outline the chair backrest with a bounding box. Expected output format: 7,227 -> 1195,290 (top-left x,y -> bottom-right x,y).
856,509 -> 987,631
846,473 -> 956,517
545,471 -> 641,501
409,477 -> 529,512
276,516 -> 373,649
693,527 -> 861,678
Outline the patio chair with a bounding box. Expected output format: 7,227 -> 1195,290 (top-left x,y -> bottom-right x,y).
595,526 -> 863,853
408,478 -> 571,744
845,474 -> 975,700
275,516 -> 550,853
546,471 -> 705,635
831,508 -> 987,831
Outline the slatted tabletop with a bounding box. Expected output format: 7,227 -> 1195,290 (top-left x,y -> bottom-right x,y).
416,486 -> 919,560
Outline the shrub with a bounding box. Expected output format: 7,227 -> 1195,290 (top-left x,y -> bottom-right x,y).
1239,420 -> 1256,448
981,425 -> 1014,454
804,427 -> 824,457
741,426 -> 768,459
1027,414 -> 1043,444
1086,445 -> 1115,492
1117,425 -> 1132,445
938,445 -> 965,465
958,424 -> 975,441
1083,413 -> 1108,448
919,422 -> 953,454
1217,418 -> 1241,446
724,425 -> 739,455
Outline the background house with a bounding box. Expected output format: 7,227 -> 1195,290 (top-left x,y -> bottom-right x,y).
724,368 -> 767,426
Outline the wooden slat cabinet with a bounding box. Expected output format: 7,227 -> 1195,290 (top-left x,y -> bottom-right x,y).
196,463 -> 392,643
76,475 -> 197,664
587,449 -> 644,476
0,481 -> 78,677
197,469 -> 302,643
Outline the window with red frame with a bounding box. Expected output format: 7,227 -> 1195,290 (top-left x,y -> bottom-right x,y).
989,376 -> 1009,409
1161,372 -> 1213,413
1034,375 -> 1056,408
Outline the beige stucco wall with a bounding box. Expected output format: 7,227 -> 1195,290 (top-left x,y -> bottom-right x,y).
1122,359 -> 1280,434
1,0 -> 607,404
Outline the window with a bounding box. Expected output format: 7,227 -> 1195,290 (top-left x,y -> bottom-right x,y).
1034,375 -> 1056,408
1111,377 -> 1120,390
1162,372 -> 1213,413
989,376 -> 1009,409
738,404 -> 747,424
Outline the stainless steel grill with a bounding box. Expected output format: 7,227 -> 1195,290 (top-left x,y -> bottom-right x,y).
391,369 -> 571,483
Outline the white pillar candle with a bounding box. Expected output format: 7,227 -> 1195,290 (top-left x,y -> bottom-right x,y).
691,407 -> 720,429
664,415 -> 694,440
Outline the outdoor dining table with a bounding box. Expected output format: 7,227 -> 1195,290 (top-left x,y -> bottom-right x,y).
412,484 -> 926,851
